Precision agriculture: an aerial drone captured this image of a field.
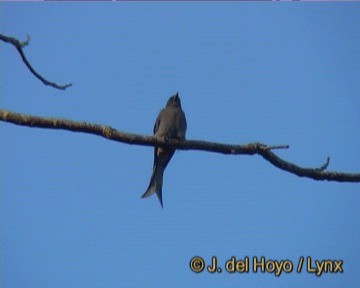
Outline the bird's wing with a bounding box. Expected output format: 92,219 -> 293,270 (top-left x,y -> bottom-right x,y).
152,110 -> 164,169
153,110 -> 163,135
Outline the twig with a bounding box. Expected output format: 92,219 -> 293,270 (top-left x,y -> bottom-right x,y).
0,33 -> 72,90
1,109 -> 359,183
316,156 -> 330,171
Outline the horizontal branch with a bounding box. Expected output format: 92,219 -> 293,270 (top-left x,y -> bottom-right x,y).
1,109 -> 359,183
0,33 -> 72,90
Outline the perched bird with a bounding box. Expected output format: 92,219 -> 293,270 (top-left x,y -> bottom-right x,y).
141,93 -> 187,207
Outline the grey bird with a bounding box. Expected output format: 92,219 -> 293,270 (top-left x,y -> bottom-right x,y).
141,93 -> 187,207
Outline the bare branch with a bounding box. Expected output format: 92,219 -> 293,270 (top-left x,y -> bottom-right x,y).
1,109 -> 359,183
0,33 -> 72,90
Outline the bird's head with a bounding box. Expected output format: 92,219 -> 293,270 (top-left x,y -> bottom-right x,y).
166,92 -> 181,108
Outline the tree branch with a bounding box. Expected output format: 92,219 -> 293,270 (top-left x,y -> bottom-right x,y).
0,33 -> 72,90
1,109 -> 359,183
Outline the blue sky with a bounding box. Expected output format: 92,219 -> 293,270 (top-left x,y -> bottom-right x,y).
1,2 -> 360,287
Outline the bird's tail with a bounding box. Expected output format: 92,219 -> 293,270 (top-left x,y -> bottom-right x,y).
141,166 -> 164,207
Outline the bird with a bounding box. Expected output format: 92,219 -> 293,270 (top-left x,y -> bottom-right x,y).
141,93 -> 187,207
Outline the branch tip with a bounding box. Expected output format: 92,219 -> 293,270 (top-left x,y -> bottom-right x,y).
20,35 -> 31,48
316,156 -> 330,171
264,144 -> 290,151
